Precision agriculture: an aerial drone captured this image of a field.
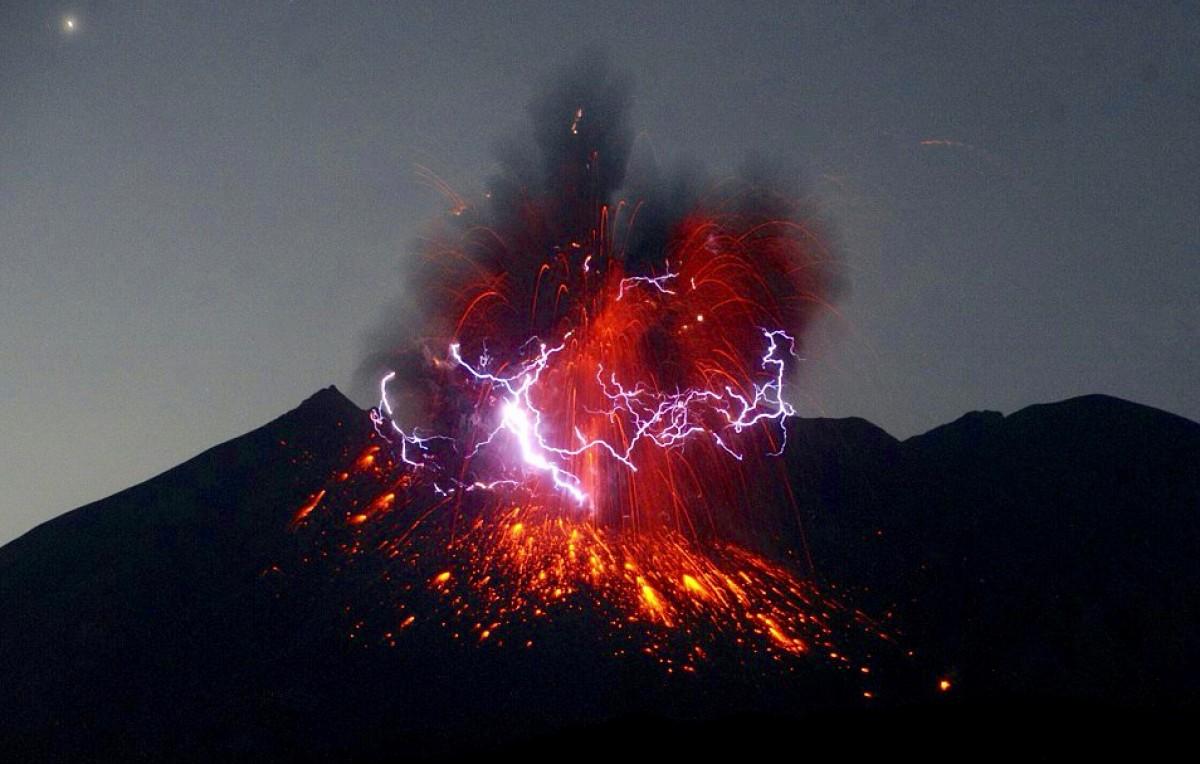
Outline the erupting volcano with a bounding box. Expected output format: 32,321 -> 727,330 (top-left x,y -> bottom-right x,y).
283,61 -> 888,682
7,5 -> 1200,757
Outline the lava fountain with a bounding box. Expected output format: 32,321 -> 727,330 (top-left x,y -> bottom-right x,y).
289,60 -> 887,685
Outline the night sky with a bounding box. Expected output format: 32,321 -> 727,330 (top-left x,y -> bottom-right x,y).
2,1 -> 1197,544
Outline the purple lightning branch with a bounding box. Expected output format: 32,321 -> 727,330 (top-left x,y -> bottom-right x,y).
374,326 -> 800,506
616,270 -> 679,300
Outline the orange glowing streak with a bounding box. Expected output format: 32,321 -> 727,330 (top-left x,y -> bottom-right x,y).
531,262 -> 552,327
291,489 -> 326,526
368,492 -> 396,514
413,164 -> 468,216
637,576 -> 672,626
682,573 -> 707,598
454,287 -> 505,339
355,445 -> 380,470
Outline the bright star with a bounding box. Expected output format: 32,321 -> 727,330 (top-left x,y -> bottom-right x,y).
62,15 -> 78,34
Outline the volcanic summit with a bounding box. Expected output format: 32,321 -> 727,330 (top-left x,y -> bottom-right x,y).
1,387 -> 1196,759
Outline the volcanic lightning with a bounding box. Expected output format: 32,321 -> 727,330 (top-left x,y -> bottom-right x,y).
284,61 -> 890,688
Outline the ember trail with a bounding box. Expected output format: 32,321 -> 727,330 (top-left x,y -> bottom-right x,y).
289,62 -> 883,681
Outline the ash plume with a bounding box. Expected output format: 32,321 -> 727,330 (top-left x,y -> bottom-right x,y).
358,55 -> 843,426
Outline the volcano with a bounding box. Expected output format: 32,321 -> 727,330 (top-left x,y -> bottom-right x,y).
1,388 -> 1196,759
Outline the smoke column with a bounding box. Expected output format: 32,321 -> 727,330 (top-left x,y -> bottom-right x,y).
359,55 -> 843,530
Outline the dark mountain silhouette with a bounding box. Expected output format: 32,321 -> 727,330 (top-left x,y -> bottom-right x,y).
1,388 -> 1196,759
783,395 -> 1200,707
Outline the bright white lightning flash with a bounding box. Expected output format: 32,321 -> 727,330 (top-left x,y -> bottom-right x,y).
370,328 -> 800,506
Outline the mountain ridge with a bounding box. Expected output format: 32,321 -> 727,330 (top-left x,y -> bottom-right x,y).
2,387 -> 1196,757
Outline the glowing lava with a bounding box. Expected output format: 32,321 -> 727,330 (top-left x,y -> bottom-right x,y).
285,66 -> 883,686
291,453 -> 888,676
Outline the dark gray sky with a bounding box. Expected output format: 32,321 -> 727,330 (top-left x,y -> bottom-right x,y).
2,1 -> 1197,544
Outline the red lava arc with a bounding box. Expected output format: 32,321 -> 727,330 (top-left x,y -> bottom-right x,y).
289,84 -> 889,683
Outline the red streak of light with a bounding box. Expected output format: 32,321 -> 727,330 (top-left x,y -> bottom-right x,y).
291,489 -> 326,527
